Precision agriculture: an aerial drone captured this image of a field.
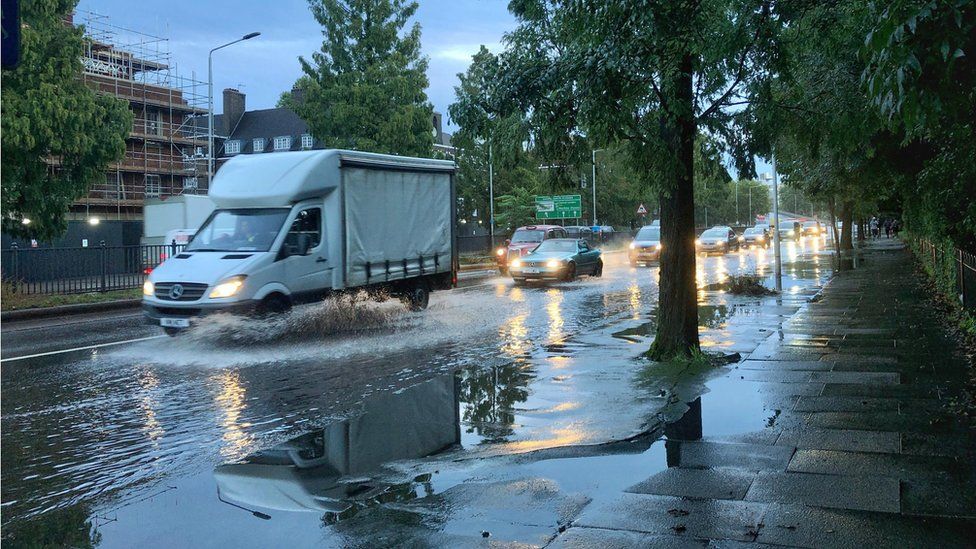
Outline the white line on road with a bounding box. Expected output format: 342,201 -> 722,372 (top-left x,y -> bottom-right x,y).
1,335 -> 166,363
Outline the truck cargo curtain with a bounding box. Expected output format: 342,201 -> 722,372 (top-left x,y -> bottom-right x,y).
344,167 -> 452,286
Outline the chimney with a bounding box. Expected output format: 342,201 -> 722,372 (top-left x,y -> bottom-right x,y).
222,88 -> 245,136
289,85 -> 305,107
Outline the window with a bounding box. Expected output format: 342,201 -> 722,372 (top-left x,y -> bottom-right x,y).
301,133 -> 313,149
273,136 -> 291,151
145,175 -> 161,198
225,140 -> 241,155
145,111 -> 162,136
183,177 -> 198,192
253,138 -> 265,152
187,208 -> 290,252
283,208 -> 322,253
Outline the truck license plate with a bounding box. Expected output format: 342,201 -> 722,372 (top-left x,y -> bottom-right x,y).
522,267 -> 541,274
160,318 -> 190,328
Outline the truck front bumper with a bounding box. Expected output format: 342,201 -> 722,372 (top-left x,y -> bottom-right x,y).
142,300 -> 259,327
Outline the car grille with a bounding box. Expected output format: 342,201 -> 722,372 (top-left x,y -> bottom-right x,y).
154,282 -> 208,302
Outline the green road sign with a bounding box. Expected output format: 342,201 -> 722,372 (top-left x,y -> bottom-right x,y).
535,194 -> 582,219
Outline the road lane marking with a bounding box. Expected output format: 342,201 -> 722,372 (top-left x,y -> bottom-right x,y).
1,335 -> 166,363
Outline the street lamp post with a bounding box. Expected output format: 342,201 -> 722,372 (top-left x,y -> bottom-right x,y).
208,32 -> 261,182
765,160 -> 783,293
488,142 -> 495,250
591,149 -> 604,226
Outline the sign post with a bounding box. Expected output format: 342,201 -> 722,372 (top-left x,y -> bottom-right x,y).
535,195 -> 582,220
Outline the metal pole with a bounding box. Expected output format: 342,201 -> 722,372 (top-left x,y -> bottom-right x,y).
771,156 -> 782,292
488,142 -> 495,250
749,184 -> 752,224
208,33 -> 261,184
591,149 -> 597,225
735,180 -> 739,225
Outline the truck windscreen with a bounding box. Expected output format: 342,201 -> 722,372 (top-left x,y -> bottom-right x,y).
187,209 -> 290,252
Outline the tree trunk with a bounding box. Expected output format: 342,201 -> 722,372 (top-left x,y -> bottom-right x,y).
839,201 -> 854,251
650,53 -> 699,360
827,196 -> 840,252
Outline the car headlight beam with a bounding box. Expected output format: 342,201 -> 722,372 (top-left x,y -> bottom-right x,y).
511,259 -> 522,269
143,280 -> 154,296
496,248 -> 506,257
209,276 -> 246,299
546,259 -> 560,268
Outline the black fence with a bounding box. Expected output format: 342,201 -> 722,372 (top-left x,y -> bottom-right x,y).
913,237 -> 976,310
2,243 -> 184,295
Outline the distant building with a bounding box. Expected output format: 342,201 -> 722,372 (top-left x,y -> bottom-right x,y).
202,88 -> 455,170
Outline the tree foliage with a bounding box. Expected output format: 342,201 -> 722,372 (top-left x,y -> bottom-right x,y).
287,0 -> 434,157
1,0 -> 131,241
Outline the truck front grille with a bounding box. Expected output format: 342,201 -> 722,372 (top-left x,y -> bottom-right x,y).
155,282 -> 208,302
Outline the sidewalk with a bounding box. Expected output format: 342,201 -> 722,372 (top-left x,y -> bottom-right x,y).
555,239 -> 976,547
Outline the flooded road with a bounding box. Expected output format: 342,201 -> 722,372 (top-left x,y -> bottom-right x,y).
1,238 -> 835,546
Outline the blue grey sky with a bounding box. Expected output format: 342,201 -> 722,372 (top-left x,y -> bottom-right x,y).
75,0 -> 515,130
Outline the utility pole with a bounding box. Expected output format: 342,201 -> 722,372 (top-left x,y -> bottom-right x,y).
208,32 -> 261,182
488,142 -> 495,250
735,180 -> 739,225
591,149 -> 603,226
770,157 -> 783,292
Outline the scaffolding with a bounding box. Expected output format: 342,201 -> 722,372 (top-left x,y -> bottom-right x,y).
73,10 -> 210,221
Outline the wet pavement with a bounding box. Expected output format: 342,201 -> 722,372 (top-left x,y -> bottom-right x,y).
5,237 -> 972,547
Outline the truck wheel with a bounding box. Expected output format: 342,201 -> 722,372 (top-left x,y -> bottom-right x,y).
163,327 -> 182,337
404,284 -> 430,311
256,294 -> 291,316
593,260 -> 603,277
563,262 -> 577,282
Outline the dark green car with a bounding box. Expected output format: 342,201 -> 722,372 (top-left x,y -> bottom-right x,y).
509,238 -> 603,284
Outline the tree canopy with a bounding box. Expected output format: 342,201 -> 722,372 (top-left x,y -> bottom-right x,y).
1,0 -> 131,240
286,0 -> 434,157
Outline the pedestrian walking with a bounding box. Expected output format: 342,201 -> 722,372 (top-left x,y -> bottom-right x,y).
870,216 -> 880,239
892,219 -> 901,237
884,218 -> 892,238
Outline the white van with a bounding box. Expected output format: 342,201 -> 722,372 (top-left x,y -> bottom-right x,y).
142,150 -> 457,334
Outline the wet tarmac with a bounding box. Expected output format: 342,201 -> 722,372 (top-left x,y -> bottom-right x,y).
1,238 -> 838,547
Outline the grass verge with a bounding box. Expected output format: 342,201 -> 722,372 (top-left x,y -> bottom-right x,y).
1,285 -> 141,312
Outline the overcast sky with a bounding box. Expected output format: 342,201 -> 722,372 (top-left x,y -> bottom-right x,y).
75,0 -> 514,130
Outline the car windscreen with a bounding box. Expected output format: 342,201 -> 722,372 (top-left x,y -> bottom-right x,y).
744,228 -> 764,235
187,208 -> 290,252
511,229 -> 545,243
534,240 -> 578,253
803,222 -> 819,227
702,228 -> 727,238
636,227 -> 660,241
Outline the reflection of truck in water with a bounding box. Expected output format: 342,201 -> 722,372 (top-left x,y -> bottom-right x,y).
213,374 -> 459,518
142,150 -> 458,334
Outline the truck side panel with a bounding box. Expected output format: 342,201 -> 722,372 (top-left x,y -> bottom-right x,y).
343,167 -> 453,287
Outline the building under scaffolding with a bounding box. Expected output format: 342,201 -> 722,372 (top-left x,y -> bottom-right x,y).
73,11 -> 209,222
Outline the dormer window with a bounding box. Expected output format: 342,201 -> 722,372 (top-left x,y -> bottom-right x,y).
253,138 -> 265,152
273,136 -> 291,151
301,134 -> 313,149
225,140 -> 241,155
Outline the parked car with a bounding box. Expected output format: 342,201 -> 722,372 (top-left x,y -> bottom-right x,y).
741,226 -> 769,248
696,226 -> 739,254
142,150 -> 458,335
564,225 -> 595,245
509,238 -> 602,283
495,225 -> 568,276
629,225 -> 662,266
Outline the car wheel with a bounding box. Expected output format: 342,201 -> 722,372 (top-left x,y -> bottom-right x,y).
498,267 -> 508,276
563,262 -> 577,282
593,260 -> 603,277
163,327 -> 182,337
512,278 -> 525,287
256,294 -> 291,317
403,284 -> 430,311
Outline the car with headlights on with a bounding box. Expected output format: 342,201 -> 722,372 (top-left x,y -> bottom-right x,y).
696,226 -> 739,254
801,220 -> 823,237
495,225 -> 567,275
509,239 -> 602,283
742,226 -> 770,248
629,225 -> 662,266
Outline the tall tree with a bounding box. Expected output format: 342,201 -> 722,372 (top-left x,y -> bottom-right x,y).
288,0 -> 434,157
1,0 -> 131,241
481,0 -> 780,359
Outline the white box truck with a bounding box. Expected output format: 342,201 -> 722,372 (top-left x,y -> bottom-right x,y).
142,150 -> 457,334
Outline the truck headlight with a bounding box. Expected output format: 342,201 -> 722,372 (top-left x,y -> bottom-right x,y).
511,259 -> 522,269
656,243 -> 663,250
629,242 -> 636,249
546,259 -> 560,268
209,275 -> 246,298
695,239 -> 701,246
143,280 -> 154,296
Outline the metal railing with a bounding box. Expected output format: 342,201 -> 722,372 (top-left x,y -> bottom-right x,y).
2,243 -> 185,295
912,237 -> 976,310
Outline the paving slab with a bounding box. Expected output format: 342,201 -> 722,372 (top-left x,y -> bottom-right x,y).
736,360 -> 832,371
819,382 -> 944,399
744,471 -> 900,513
549,527 -> 709,548
793,395 -> 900,412
756,503 -> 976,548
665,441 -> 795,472
806,371 -> 899,385
627,468 -> 757,500
901,479 -> 976,518
774,428 -> 900,454
802,410 -> 943,432
573,493 -> 766,542
787,449 -> 972,482
900,431 -> 976,458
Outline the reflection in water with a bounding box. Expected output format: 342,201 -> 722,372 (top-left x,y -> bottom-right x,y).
137,368 -> 165,446
213,370 -> 254,460
214,376 -> 460,521
628,282 -> 642,320
500,313 -> 530,357
665,398 -> 703,467
546,289 -> 565,343
459,363 -> 533,443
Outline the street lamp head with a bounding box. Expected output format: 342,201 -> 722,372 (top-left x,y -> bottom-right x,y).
242,32 -> 261,40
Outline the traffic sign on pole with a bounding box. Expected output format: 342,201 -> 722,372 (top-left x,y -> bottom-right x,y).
535,195 -> 582,219
636,203 -> 648,216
